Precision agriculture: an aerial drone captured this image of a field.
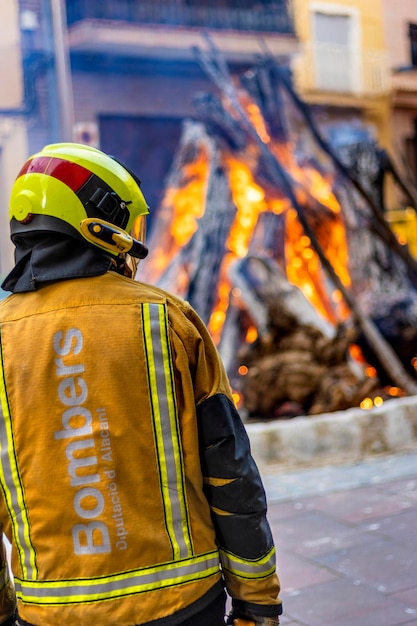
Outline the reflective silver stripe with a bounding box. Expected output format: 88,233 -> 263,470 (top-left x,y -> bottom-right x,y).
219,546 -> 276,579
142,303 -> 193,559
0,342 -> 37,580
14,551 -> 220,604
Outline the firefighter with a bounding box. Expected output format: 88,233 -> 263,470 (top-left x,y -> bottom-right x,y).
0,143 -> 282,626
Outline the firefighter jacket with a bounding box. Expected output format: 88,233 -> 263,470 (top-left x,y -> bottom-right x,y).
0,271 -> 281,625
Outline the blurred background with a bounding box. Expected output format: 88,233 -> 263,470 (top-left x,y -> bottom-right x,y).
2,0 -> 417,421
2,1 -> 417,251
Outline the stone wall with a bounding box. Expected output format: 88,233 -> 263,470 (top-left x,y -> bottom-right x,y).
246,394 -> 417,471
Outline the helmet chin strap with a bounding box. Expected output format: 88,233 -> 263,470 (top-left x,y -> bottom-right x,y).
80,218 -> 148,259
110,254 -> 138,278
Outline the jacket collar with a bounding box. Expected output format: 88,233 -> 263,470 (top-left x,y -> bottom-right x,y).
1,234 -> 112,293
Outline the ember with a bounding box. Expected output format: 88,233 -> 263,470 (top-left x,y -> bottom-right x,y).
138,39 -> 417,418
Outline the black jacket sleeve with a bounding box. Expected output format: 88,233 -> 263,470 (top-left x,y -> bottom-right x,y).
197,393 -> 281,615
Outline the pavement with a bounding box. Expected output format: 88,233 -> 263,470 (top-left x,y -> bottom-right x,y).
261,450 -> 417,626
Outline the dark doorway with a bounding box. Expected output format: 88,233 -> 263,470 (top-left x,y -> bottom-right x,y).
409,23 -> 417,67
99,115 -> 183,232
404,118 -> 417,184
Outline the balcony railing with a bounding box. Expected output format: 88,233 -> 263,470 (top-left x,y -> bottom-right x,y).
66,0 -> 294,35
296,42 -> 390,96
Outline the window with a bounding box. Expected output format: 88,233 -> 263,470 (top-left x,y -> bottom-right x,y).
312,10 -> 353,91
409,23 -> 417,67
404,119 -> 417,183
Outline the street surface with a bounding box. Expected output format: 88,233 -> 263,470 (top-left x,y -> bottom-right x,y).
262,451 -> 417,625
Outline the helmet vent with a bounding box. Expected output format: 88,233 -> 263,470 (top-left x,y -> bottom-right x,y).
77,174 -> 130,229
88,187 -> 129,228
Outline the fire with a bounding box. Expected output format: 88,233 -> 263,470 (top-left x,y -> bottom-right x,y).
225,88 -> 271,144
140,145 -> 210,287
168,157 -> 208,246
243,100 -> 271,143
135,52 -> 417,415
207,154 -> 270,341
205,140 -> 351,336
142,94 -> 353,345
285,207 -> 350,323
225,156 -> 267,258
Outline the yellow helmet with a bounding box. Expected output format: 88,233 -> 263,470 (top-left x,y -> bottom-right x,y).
9,142 -> 149,258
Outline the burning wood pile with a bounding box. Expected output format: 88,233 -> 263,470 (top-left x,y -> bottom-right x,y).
237,298 -> 375,418
138,38 -> 417,419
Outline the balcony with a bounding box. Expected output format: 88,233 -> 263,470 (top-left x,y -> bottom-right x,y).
391,67 -> 417,108
66,1 -> 294,35
66,1 -> 297,64
294,41 -> 390,99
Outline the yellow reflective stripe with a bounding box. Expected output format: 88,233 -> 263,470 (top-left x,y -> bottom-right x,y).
219,546 -> 276,580
141,303 -> 193,559
142,304 -> 177,555
156,304 -> 193,555
14,551 -> 220,605
142,304 -> 173,540
0,341 -> 37,580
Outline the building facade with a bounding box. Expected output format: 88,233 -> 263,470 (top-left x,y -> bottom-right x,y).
20,0 -> 298,228
3,1 -> 417,279
382,0 -> 417,180
291,0 -> 391,151
0,0 -> 28,282
292,1 -> 417,219
0,0 -> 298,280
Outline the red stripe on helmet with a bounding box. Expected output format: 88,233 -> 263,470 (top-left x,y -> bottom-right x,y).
17,156 -> 92,191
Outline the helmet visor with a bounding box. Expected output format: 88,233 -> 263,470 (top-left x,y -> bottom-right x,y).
131,214 -> 146,245
127,214 -> 147,278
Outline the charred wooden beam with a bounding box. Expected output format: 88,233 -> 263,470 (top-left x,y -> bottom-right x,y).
193,92 -> 249,151
258,54 -> 417,284
186,163 -> 237,324
240,64 -> 290,142
193,35 -> 417,395
237,296 -> 378,418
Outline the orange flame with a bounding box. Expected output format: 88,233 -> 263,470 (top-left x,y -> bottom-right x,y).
140,146 -> 210,286
225,156 -> 268,258
206,142 -> 351,337
142,94 -> 352,344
